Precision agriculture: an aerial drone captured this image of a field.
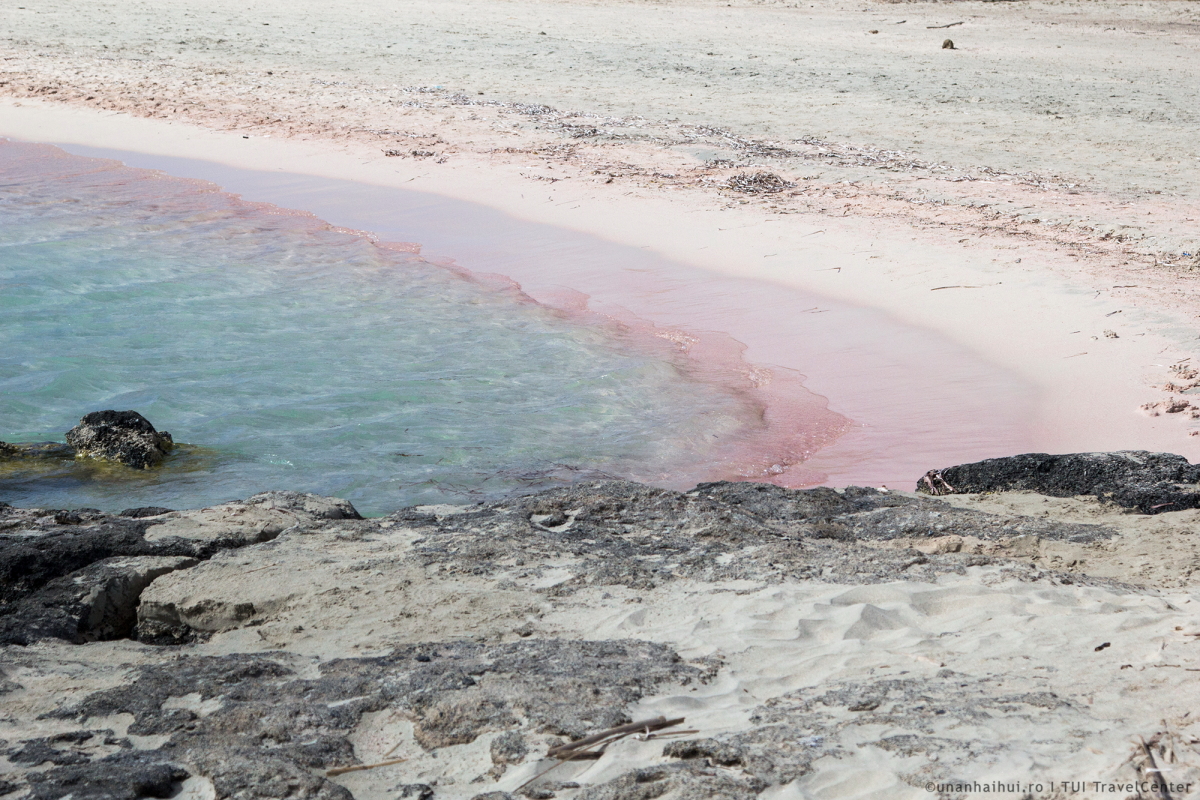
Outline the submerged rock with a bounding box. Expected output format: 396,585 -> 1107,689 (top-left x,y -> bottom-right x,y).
919,450 -> 1200,513
64,410 -> 174,469
0,441 -> 76,460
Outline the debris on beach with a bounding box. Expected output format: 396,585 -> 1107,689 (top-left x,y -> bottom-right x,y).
1141,397 -> 1195,416
725,172 -> 796,194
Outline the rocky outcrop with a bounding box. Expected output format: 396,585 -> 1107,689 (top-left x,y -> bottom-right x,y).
919,450 -> 1200,513
0,492 -> 361,645
4,462 -> 1193,798
30,641 -> 709,800
64,410 -> 174,469
396,480 -> 1114,590
0,555 -> 197,645
141,490 -> 361,545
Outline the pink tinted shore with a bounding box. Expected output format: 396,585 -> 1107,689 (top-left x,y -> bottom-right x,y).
48,144 -> 1037,489
3,139 -> 851,488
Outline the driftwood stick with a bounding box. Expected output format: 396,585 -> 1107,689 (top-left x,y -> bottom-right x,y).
515,734 -> 617,792
634,729 -> 701,740
325,757 -> 408,777
1138,737 -> 1173,800
546,716 -> 684,757
927,21 -> 964,29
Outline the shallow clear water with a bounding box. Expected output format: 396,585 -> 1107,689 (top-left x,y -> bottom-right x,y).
0,141 -> 809,515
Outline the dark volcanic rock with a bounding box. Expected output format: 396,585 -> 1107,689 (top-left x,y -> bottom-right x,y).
403,480 -> 1115,590
51,640 -> 709,798
26,750 -> 189,800
118,506 -> 175,519
921,451 -> 1200,513
0,493 -> 361,644
0,509 -> 187,611
64,410 -> 174,469
0,555 -> 197,645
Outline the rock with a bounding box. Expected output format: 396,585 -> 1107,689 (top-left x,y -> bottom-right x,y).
0,493 -> 358,644
142,491 -> 361,545
490,730 -> 528,766
398,786 -> 435,800
0,555 -> 197,645
943,38 -> 955,49
25,750 -> 190,800
48,640 -> 707,799
0,510 -> 186,611
919,451 -> 1200,513
0,441 -> 76,459
6,730 -> 122,767
64,410 -> 174,469
0,666 -> 23,694
119,506 -> 175,519
404,480 -> 1105,590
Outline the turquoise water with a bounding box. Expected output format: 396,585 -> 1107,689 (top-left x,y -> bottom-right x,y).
0,140 -> 778,515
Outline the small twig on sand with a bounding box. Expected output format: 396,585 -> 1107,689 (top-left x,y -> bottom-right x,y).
927,21 -> 964,29
1137,736 -> 1174,800
517,716 -> 687,793
516,735 -> 611,791
546,716 -> 684,758
632,729 -> 701,741
326,757 -> 408,777
237,563 -> 281,576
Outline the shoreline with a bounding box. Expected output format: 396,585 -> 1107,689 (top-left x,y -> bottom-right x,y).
2,100 -> 1199,483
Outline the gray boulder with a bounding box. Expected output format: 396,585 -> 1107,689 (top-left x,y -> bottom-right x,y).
64,410 -> 173,469
0,555 -> 197,645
